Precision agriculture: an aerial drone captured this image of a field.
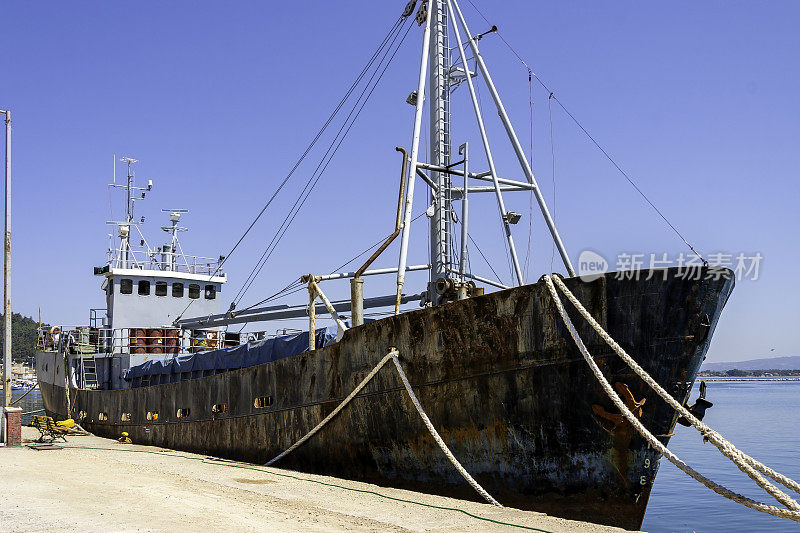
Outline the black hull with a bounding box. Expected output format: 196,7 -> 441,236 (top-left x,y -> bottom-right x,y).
39,268 -> 733,530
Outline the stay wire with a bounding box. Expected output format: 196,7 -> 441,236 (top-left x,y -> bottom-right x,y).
523,70 -> 534,279
233,20 -> 413,306
241,211 -> 426,313
231,17 -> 408,304
176,15 -> 405,322
467,234 -> 503,286
464,0 -> 704,261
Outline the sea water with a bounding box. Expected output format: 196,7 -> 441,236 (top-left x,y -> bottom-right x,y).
10,387 -> 44,426
643,381 -> 800,532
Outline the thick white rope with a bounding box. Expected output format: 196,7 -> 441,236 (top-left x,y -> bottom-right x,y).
264,351 -> 397,467
264,349 -> 502,507
543,275 -> 800,521
550,275 -> 800,501
389,354 -> 502,506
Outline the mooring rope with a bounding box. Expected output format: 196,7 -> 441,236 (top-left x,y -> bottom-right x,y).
549,275 -> 800,499
264,349 -> 502,507
9,382 -> 38,406
543,274 -> 800,521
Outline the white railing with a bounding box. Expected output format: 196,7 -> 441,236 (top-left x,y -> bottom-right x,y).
107,248 -> 223,276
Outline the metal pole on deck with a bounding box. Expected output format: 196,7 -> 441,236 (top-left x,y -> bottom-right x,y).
1,110 -> 11,407
307,284 -> 316,352
396,2 -> 433,314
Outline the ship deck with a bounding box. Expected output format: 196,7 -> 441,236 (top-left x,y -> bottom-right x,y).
2,426 -> 633,532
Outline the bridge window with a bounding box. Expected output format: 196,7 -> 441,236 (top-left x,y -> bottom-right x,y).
120,279 -> 133,294
138,280 -> 150,296
204,285 -> 216,300
188,284 -> 200,299
155,281 -> 167,296
172,282 -> 184,297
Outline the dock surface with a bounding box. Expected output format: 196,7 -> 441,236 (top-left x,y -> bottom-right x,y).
1,427 -> 631,532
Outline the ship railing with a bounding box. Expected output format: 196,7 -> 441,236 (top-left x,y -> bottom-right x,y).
36,325 -> 266,357
106,248 -> 223,276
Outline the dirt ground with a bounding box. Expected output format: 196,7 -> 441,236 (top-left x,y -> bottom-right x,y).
0,426 -> 631,533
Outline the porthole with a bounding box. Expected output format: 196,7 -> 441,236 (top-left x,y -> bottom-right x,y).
98,412 -> 108,421
254,396 -> 273,409
146,411 -> 159,421
212,403 -> 228,414
121,413 -> 132,422
177,408 -> 191,418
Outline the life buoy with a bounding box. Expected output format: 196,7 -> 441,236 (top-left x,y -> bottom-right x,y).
49,326 -> 61,345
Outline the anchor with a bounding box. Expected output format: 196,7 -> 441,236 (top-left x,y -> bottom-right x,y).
677,380 -> 713,427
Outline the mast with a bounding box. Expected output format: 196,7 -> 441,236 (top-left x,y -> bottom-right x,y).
428,0 -> 453,305
119,157 -> 138,269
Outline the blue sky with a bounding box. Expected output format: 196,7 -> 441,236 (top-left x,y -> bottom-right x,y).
1,1 -> 798,362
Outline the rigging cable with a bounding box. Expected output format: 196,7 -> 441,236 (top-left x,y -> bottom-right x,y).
474,79 -> 514,285
464,0 -> 705,261
467,234 -> 504,286
232,16 -> 409,303
174,14 -> 407,322
239,209 -> 426,313
232,20 -> 414,307
523,69 -> 534,279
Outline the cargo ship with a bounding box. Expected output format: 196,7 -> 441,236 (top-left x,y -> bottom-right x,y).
35,1 -> 734,529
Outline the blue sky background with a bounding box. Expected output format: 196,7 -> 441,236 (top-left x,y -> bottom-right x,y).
0,1 -> 797,362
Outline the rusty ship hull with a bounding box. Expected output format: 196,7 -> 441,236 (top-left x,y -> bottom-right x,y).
36,267 -> 733,530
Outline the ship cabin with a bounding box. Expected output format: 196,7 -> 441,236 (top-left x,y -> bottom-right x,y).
36,208 -> 234,391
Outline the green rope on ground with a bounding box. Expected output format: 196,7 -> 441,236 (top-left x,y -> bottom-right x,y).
47,444 -> 554,532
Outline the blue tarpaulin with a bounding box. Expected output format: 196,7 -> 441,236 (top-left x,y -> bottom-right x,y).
125,326 -> 338,387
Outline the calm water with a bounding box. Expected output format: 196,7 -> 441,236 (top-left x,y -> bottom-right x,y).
643,381 -> 800,532
10,382 -> 798,531
10,387 -> 44,426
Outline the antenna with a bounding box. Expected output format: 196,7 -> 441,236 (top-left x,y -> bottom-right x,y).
160,209 -> 189,271
106,157 -> 153,268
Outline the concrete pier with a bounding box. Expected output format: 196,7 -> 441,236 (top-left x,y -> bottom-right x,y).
0,426 -> 632,532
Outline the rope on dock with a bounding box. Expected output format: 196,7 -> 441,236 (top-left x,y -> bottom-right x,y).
543,274 -> 800,522
264,349 -> 502,507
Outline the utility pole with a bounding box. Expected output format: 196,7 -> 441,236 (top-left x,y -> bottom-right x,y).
1,109 -> 11,407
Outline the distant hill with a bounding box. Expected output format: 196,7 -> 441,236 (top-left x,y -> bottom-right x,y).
702,355 -> 800,372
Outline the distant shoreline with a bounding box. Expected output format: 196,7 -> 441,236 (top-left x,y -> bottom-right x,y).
698,376 -> 800,382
